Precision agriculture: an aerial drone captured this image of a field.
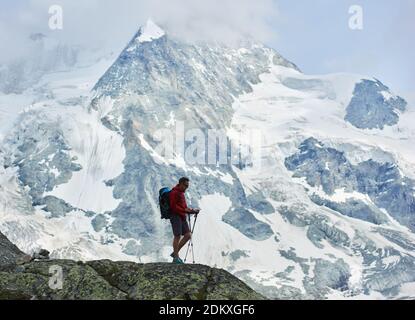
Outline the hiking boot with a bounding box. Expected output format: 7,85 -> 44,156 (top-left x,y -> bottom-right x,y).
172,257 -> 184,264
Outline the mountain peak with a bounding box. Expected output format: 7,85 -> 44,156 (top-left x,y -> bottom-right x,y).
136,18 -> 165,43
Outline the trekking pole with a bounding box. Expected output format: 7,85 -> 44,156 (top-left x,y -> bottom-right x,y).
184,214 -> 192,263
191,214 -> 198,263
184,213 -> 198,263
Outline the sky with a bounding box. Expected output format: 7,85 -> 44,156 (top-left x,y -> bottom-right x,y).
0,0 -> 414,102
272,0 -> 415,102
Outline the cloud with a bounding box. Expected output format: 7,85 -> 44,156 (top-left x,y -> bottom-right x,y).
0,0 -> 280,63
142,0 -> 279,45
0,0 -> 412,97
403,91 -> 415,110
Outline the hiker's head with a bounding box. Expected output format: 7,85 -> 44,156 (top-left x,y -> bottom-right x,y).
178,177 -> 190,192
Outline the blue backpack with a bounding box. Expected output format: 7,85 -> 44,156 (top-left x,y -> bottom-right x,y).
159,187 -> 172,219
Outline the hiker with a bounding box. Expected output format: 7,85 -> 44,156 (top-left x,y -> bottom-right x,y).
169,177 -> 200,264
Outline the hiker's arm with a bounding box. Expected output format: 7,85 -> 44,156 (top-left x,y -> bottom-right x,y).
188,208 -> 200,214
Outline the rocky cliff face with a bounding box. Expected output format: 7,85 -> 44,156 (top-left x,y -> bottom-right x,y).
345,79 -> 407,130
0,231 -> 264,300
285,138 -> 415,231
0,231 -> 27,267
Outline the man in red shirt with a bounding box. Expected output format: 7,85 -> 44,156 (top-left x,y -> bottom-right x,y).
169,177 -> 200,264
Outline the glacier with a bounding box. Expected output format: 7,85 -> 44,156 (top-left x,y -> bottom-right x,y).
0,20 -> 414,299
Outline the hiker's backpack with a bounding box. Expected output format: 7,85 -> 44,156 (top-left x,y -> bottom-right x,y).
159,187 -> 172,219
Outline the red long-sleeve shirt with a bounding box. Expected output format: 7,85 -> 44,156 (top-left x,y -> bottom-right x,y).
169,185 -> 188,220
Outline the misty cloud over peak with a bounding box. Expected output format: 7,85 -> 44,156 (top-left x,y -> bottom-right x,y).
0,0 -> 279,64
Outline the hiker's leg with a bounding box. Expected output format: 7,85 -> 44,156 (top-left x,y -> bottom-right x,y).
173,235 -> 181,257
178,217 -> 192,253
178,232 -> 191,252
170,215 -> 183,258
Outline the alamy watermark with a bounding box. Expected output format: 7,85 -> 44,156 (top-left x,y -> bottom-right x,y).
148,121 -> 263,172
49,5 -> 63,30
49,265 -> 63,290
349,5 -> 364,30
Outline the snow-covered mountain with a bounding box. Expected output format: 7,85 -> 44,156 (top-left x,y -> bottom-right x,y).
1,19 -> 415,299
